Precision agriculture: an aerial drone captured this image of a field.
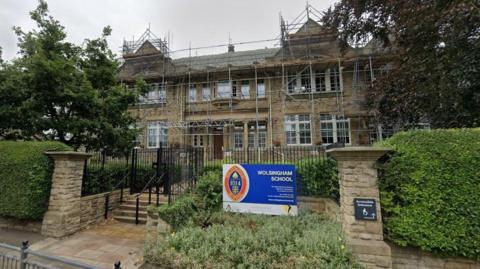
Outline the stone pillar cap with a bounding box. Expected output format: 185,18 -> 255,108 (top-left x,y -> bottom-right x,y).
44,151 -> 92,160
327,147 -> 393,161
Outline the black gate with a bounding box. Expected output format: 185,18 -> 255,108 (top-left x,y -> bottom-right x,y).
129,146 -> 203,203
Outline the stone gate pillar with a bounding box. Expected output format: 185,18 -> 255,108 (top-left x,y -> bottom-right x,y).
41,152 -> 91,238
327,147 -> 392,269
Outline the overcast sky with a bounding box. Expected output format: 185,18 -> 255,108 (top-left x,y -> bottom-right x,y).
0,0 -> 337,60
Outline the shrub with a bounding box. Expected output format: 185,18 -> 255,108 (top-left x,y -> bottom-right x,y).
378,129 -> 480,259
145,211 -> 361,269
296,158 -> 339,199
0,141 -> 71,219
158,194 -> 198,229
195,170 -> 222,210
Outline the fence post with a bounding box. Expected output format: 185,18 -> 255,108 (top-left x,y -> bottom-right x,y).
104,193 -> 110,219
130,148 -> 137,195
114,261 -> 122,269
20,241 -> 29,269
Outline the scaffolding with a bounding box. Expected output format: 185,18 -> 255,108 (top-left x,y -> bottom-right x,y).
121,4 -> 391,150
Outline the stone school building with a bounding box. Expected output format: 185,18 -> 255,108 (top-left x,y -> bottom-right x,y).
119,11 -> 392,158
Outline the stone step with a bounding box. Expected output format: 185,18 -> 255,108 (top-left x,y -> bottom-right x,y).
118,204 -> 148,212
113,215 -> 147,225
115,210 -> 147,218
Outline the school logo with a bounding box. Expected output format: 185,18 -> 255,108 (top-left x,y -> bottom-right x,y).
224,165 -> 249,202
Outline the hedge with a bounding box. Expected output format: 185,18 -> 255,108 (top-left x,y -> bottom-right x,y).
378,129 -> 480,259
0,141 -> 71,220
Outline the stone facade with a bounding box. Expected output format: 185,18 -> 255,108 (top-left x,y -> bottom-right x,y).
79,189 -> 126,230
390,244 -> 480,269
41,152 -> 91,238
297,196 -> 340,221
328,147 -> 393,269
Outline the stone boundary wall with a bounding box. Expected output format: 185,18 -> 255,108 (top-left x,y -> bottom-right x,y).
80,189 -> 128,230
297,196 -> 340,221
0,217 -> 42,233
390,244 -> 480,269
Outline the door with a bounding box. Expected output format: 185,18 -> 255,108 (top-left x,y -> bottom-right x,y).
213,134 -> 223,159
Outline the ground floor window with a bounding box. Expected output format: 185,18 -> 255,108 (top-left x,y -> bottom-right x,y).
192,134 -> 204,147
147,121 -> 168,148
248,124 -> 267,148
320,115 -> 350,145
233,127 -> 243,149
285,115 -> 311,145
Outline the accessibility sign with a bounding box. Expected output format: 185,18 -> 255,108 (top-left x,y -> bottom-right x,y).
353,198 -> 377,221
223,164 -> 298,216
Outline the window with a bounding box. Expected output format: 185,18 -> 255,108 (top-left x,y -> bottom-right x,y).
300,69 -> 311,93
217,80 -> 232,99
188,84 -> 197,102
314,71 -> 326,92
202,84 -> 211,101
233,127 -> 243,149
285,115 -> 311,145
147,121 -> 168,148
241,80 -> 250,99
320,115 -> 350,145
248,124 -> 267,148
141,83 -> 166,104
257,79 -> 265,98
330,68 -> 341,92
192,135 -> 204,147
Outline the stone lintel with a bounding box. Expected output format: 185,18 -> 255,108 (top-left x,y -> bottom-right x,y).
327,147 -> 392,162
44,151 -> 92,161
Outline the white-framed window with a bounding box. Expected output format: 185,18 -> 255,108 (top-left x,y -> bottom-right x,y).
192,135 -> 204,147
147,121 -> 168,148
202,84 -> 211,101
287,68 -> 342,94
188,84 -> 197,103
233,127 -> 243,149
257,79 -> 265,98
141,83 -> 166,104
285,115 -> 311,145
330,68 -> 341,92
248,127 -> 267,148
241,80 -> 250,99
217,80 -> 232,99
320,114 -> 351,145
315,71 -> 327,92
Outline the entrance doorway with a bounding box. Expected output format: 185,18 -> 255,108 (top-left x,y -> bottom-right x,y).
213,133 -> 223,159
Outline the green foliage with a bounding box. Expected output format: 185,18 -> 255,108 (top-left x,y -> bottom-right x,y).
323,1 -> 480,128
195,170 -> 223,210
378,129 -> 480,259
0,141 -> 71,219
145,212 -> 361,269
157,170 -> 223,230
296,158 -> 338,199
0,1 -> 145,155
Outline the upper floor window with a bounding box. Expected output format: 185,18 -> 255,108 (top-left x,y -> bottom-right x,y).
141,83 -> 166,104
287,68 -> 342,94
320,114 -> 350,145
192,134 -> 204,147
330,68 -> 341,92
147,121 -> 168,148
217,80 -> 232,99
285,115 -> 311,145
202,84 -> 211,101
188,84 -> 197,103
241,80 -> 250,99
257,79 -> 265,98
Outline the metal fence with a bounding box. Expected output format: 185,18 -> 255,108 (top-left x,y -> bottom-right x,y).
0,241 -> 121,269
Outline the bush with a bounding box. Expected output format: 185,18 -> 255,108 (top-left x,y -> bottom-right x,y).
296,158 -> 338,199
0,141 -> 71,219
378,129 -> 480,259
157,170 -> 223,229
145,211 -> 361,269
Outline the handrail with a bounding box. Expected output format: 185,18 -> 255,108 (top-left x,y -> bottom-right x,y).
26,249 -> 98,269
0,242 -> 21,251
135,172 -> 165,198
103,170 -> 131,219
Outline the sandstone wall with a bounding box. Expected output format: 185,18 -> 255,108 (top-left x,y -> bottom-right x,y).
79,189 -> 126,230
297,196 -> 340,221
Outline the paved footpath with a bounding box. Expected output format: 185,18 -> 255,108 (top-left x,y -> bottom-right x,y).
1,220 -> 146,269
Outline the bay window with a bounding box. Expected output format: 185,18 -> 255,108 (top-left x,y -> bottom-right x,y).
241,80 -> 250,99
217,80 -> 232,99
202,84 -> 211,101
257,79 -> 265,98
188,84 -> 197,102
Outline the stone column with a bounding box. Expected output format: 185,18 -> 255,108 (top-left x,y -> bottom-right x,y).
327,147 -> 392,269
41,152 -> 91,238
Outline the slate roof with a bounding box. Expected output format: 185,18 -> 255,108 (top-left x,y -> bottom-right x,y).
172,48 -> 280,71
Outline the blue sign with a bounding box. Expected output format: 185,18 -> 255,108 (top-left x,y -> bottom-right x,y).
223,164 -> 298,216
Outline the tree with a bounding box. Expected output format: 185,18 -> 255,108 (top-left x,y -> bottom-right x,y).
0,0 -> 147,155
323,0 -> 480,128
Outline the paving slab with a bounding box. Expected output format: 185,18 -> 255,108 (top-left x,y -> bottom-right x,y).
30,220 -> 146,269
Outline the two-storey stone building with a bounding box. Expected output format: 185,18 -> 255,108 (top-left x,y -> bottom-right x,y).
119,10 -> 391,159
